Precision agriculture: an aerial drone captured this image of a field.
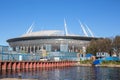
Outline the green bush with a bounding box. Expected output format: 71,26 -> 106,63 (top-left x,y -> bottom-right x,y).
101,61 -> 120,65
80,60 -> 93,64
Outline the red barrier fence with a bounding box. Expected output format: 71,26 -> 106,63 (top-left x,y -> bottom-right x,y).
0,61 -> 76,70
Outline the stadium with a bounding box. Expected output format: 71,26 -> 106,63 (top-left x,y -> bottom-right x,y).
7,20 -> 98,54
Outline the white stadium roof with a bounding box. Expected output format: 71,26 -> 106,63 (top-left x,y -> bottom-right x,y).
21,30 -> 65,37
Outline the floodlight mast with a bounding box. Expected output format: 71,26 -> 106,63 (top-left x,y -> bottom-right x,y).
64,19 -> 68,36
26,22 -> 34,34
85,24 -> 94,37
78,20 -> 88,37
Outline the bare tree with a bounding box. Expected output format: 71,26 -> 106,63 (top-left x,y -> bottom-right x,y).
86,38 -> 112,55
113,36 -> 120,56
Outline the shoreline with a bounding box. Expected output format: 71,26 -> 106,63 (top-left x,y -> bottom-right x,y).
75,63 -> 92,66
75,63 -> 120,68
95,64 -> 120,67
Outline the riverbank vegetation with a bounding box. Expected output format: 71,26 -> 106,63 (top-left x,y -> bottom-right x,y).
79,60 -> 120,66
101,61 -> 120,65
80,60 -> 93,64
86,36 -> 120,55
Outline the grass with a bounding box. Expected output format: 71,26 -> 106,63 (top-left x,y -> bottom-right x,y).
79,60 -> 93,64
101,61 -> 120,65
79,60 -> 120,65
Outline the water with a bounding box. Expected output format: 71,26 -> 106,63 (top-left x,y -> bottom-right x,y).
0,66 -> 120,80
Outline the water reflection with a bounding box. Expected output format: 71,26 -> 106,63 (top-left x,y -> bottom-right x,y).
0,66 -> 120,80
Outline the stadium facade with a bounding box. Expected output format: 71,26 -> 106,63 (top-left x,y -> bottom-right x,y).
7,20 -> 98,54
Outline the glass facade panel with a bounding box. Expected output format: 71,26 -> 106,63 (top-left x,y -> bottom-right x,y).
60,44 -> 68,52
45,44 -> 51,52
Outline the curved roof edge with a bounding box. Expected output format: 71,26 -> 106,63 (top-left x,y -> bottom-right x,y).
7,36 -> 100,42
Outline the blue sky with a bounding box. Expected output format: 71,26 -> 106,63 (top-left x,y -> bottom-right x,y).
0,0 -> 120,45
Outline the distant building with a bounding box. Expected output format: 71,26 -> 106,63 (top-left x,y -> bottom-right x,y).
96,52 -> 110,59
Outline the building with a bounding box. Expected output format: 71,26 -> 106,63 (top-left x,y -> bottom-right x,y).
96,52 -> 110,59
7,21 -> 98,54
0,45 -> 9,53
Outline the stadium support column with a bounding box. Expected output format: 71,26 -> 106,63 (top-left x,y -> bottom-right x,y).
26,46 -> 28,53
37,46 -> 39,52
20,46 -> 23,53
33,45 -> 35,53
72,46 -> 74,52
30,46 -> 32,53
